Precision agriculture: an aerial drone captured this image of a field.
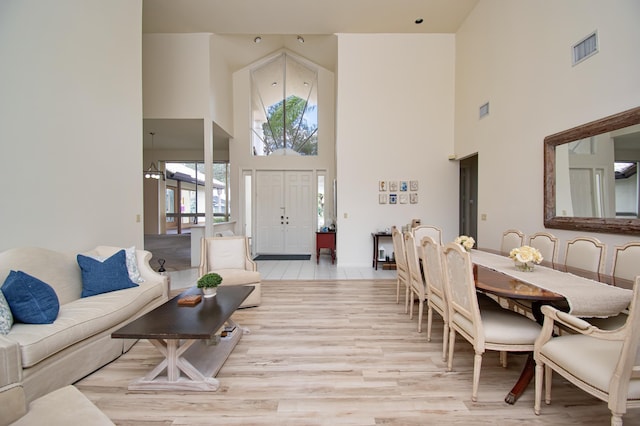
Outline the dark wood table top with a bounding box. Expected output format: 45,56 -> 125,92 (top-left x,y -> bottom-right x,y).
112,285 -> 254,340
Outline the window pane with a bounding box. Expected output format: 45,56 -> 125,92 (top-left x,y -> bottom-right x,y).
251,53 -> 318,156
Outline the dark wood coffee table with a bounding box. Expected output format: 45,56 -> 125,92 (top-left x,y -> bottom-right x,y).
112,285 -> 254,391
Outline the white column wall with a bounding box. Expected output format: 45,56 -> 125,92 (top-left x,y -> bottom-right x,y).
336,34 -> 458,266
0,0 -> 143,252
455,0 -> 640,269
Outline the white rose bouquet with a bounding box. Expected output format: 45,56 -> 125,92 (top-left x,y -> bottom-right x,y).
509,245 -> 543,271
454,235 -> 475,251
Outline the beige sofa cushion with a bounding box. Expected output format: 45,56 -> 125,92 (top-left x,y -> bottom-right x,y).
11,385 -> 114,426
9,281 -> 162,368
216,269 -> 261,286
206,238 -> 247,270
0,248 -> 81,306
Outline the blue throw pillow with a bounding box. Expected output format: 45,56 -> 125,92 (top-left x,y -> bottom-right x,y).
1,271 -> 59,324
77,249 -> 138,297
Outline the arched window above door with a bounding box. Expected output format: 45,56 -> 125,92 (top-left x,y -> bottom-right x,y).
251,52 -> 318,156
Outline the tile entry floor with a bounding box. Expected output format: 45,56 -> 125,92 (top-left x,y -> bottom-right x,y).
169,256 -> 397,290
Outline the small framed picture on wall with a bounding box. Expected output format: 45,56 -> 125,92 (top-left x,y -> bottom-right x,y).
389,193 -> 398,204
400,181 -> 408,191
379,193 -> 388,204
410,193 -> 419,204
399,194 -> 408,204
410,180 -> 419,191
379,181 -> 387,191
389,181 -> 398,191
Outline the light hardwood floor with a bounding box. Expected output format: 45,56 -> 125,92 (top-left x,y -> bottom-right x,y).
76,280 -> 639,425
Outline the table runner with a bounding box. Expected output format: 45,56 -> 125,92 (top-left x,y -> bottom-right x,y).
471,249 -> 632,318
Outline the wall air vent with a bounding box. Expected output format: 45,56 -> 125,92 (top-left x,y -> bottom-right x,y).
573,31 -> 598,66
479,102 -> 489,119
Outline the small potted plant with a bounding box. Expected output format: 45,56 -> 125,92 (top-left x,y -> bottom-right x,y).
197,272 -> 223,298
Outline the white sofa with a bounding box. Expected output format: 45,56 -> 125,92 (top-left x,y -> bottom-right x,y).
0,246 -> 169,403
1,383 -> 114,426
199,236 -> 261,307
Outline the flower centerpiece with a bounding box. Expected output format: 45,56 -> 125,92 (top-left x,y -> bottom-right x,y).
509,245 -> 543,272
197,272 -> 223,298
454,235 -> 475,252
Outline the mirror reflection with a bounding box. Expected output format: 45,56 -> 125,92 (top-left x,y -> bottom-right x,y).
555,124 -> 640,219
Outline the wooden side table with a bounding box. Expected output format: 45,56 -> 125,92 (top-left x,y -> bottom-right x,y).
371,232 -> 395,270
316,231 -> 336,264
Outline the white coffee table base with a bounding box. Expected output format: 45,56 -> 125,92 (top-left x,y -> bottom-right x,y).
128,320 -> 245,392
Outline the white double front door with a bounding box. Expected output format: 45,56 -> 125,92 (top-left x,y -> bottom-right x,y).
255,170 -> 313,255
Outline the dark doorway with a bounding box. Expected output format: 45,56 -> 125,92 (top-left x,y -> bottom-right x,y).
459,155 -> 478,243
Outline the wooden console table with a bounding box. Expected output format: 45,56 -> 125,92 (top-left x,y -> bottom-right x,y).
316,231 -> 336,264
371,232 -> 395,270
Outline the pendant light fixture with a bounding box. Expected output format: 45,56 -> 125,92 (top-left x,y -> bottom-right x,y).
143,132 -> 163,180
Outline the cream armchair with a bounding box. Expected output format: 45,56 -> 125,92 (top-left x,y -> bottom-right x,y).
198,236 -> 261,308
534,277 -> 640,425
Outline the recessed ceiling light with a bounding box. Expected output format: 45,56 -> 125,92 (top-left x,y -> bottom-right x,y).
297,35 -> 305,43
254,36 -> 262,43
415,18 -> 424,24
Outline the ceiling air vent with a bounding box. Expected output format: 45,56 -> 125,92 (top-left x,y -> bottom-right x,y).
479,102 -> 489,119
573,31 -> 598,66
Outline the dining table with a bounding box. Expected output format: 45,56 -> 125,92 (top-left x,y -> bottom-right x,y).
471,248 -> 634,404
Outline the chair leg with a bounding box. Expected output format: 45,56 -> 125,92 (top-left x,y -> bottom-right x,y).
426,306 -> 433,341
544,364 -> 552,404
611,413 -> 623,426
499,351 -> 507,368
404,286 -> 410,314
417,299 -> 424,333
447,329 -> 456,372
396,278 -> 400,304
472,352 -> 482,402
442,323 -> 449,362
409,291 -> 415,319
534,362 -> 543,415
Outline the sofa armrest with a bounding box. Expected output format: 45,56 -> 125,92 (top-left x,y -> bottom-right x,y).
137,250 -> 169,300
0,336 -> 22,389
0,384 -> 27,426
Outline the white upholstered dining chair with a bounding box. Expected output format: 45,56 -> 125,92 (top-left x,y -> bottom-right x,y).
405,232 -> 427,332
391,227 -> 410,312
534,277 -> 640,426
420,235 -> 449,360
442,242 -> 542,402
528,232 -> 559,265
612,242 -> 640,282
501,229 -> 525,255
412,225 -> 443,246
564,236 -> 606,274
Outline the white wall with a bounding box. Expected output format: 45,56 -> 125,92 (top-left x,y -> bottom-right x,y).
0,0 -> 144,252
143,33 -> 211,120
336,34 -> 459,266
455,0 -> 640,270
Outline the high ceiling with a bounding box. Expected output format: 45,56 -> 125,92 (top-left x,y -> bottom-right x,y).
141,0 -> 479,151
143,0 -> 479,35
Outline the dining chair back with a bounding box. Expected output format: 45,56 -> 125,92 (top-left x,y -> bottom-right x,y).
528,232 -> 559,265
405,232 -> 427,332
412,225 -> 443,246
391,227 -> 410,311
442,242 -> 542,402
564,236 -> 606,274
534,277 -> 640,425
612,242 -> 640,282
420,235 -> 448,360
501,229 -> 525,255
